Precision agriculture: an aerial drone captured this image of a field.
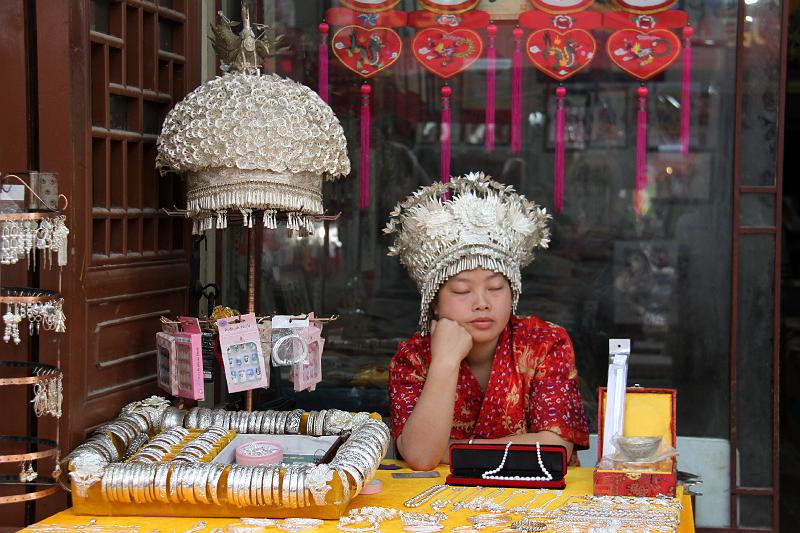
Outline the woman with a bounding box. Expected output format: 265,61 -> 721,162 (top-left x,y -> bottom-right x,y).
384,172 -> 589,470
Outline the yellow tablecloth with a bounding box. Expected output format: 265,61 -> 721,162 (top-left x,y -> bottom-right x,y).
25,465 -> 694,532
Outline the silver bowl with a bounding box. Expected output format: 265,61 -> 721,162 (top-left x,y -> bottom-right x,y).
616,436 -> 662,460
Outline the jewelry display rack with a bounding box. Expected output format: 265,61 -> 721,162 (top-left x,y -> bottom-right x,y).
0,172 -> 67,513
164,207 -> 341,412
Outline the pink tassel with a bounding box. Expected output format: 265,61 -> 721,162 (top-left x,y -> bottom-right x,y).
360,83 -> 371,210
318,22 -> 330,102
441,85 -> 452,183
681,26 -> 693,157
511,27 -> 523,154
554,86 -> 566,213
485,24 -> 497,152
636,86 -> 649,215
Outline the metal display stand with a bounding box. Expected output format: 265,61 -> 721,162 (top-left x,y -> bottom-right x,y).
0,173 -> 67,516
164,208 -> 341,412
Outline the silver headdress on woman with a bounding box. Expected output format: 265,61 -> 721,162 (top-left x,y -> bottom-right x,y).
384,172 -> 551,332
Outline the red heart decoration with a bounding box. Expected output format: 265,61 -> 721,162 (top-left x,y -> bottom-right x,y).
606,28 -> 681,81
332,26 -> 403,78
412,28 -> 483,79
525,28 -> 596,81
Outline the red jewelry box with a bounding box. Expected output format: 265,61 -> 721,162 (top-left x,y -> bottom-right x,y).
593,387 -> 677,497
447,443 -> 568,489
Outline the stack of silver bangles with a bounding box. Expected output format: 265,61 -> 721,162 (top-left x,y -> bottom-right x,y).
172,427 -> 232,462
127,427 -> 190,463
64,408 -> 155,470
183,407 -> 304,434
97,461 -> 342,509
120,396 -> 173,433
61,397 -> 173,490
329,419 -> 390,495
182,406 -> 371,437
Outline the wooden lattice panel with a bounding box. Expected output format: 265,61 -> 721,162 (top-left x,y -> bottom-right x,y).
89,0 -> 188,263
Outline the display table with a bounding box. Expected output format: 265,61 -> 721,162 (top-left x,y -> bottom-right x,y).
24,464 -> 694,532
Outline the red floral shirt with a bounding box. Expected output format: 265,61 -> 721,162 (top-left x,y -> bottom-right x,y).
388,316 -> 590,464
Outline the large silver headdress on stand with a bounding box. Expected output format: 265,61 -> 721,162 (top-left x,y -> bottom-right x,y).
384,172 -> 551,332
156,3 -> 350,234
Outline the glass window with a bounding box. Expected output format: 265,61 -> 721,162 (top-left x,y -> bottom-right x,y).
207,1 -> 788,529
220,0 -> 739,441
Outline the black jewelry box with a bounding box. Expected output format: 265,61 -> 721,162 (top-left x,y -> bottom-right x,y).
447,443 -> 568,489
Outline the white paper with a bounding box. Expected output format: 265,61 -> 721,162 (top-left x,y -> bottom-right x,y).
602,339 -> 630,459
0,184 -> 24,201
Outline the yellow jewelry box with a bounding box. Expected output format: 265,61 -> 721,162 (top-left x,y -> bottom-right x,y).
594,387 -> 678,497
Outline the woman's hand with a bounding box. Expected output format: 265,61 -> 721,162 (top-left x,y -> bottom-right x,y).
430,318 -> 473,368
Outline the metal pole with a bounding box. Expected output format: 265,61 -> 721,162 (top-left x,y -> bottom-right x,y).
245,225 -> 257,412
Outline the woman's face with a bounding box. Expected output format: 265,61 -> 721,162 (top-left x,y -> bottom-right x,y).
434,268 -> 513,345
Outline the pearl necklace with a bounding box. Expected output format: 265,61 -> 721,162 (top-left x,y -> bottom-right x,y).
482,442 -> 553,482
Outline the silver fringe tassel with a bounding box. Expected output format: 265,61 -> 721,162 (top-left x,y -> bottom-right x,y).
186,183 -> 323,218
263,209 -> 278,229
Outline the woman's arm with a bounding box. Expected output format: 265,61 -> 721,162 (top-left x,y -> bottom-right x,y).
396,319 -> 473,470
396,356 -> 460,470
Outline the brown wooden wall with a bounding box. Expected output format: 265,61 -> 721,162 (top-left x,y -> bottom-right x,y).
0,0 -> 200,527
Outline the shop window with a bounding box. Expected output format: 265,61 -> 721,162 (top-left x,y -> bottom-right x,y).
216,0 -> 738,438
216,3 -> 785,527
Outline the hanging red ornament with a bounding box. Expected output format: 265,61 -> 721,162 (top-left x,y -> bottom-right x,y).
554,85 -> 566,212
441,85 -> 453,182
411,27 -> 484,78
409,6 -> 488,182
360,83 -> 372,209
605,28 -> 681,80
681,25 -> 693,156
318,22 -> 330,102
323,6 -> 407,211
511,26 -> 523,155
519,4 -> 599,212
332,26 -> 404,77
635,85 -> 648,214
485,23 -> 497,152
525,27 -> 596,81
603,7 -> 688,216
